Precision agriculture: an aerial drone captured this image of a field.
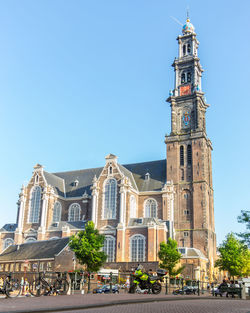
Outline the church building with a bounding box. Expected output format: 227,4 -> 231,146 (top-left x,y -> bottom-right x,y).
0,18 -> 217,280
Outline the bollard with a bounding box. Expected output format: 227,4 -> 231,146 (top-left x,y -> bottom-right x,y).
165,277 -> 168,295
67,279 -> 71,295
241,282 -> 245,300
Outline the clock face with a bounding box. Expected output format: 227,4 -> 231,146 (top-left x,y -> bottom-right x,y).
180,84 -> 191,96
182,111 -> 191,127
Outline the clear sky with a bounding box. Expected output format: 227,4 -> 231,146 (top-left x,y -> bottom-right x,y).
0,0 -> 249,245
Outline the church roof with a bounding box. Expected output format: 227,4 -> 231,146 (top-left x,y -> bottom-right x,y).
0,237 -> 69,262
48,221 -> 86,231
123,160 -> 166,192
0,224 -> 17,232
44,159 -> 166,198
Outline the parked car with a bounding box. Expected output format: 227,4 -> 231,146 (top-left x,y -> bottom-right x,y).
173,286 -> 197,295
93,285 -> 119,294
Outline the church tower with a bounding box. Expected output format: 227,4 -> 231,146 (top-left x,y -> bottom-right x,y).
165,18 -> 216,277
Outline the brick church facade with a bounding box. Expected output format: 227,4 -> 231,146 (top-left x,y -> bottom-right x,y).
0,18 -> 217,279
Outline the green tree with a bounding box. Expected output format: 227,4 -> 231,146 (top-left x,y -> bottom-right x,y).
215,233 -> 250,278
69,221 -> 107,291
236,210 -> 250,247
158,238 -> 184,277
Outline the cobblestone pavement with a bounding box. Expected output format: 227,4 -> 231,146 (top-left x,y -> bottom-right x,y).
0,293 -> 248,313
60,299 -> 250,313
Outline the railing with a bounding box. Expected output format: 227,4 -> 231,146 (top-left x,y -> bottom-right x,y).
0,271 -> 247,299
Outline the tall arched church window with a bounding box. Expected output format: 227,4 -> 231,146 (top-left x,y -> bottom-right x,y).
144,199 -> 157,218
3,238 -> 14,251
130,195 -> 137,218
187,72 -> 191,83
68,203 -> 81,221
187,43 -> 191,54
103,236 -> 115,262
130,235 -> 145,262
52,201 -> 62,223
28,186 -> 41,223
187,145 -> 192,165
180,146 -> 184,166
103,179 -> 117,219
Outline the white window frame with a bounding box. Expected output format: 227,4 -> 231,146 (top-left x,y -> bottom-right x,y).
25,237 -> 36,243
52,201 -> 62,222
103,235 -> 115,262
144,198 -> 157,218
68,203 -> 81,221
103,178 -> 117,220
130,234 -> 146,262
130,195 -> 137,218
28,186 -> 41,223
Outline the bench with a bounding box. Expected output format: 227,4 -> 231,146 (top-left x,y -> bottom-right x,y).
215,286 -> 241,298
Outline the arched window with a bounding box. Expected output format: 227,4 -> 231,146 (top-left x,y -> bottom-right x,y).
103,179 -> 117,219
3,238 -> 14,251
181,73 -> 185,84
180,145 -> 184,166
187,145 -> 192,165
187,43 -> 191,54
130,235 -> 145,262
144,199 -> 157,218
68,203 -> 81,221
28,186 -> 41,223
103,236 -> 115,262
187,72 -> 191,82
52,201 -> 61,222
130,195 -> 137,218
183,45 -> 186,56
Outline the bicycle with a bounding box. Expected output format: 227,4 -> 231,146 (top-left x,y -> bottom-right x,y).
29,272 -> 69,297
0,273 -> 21,298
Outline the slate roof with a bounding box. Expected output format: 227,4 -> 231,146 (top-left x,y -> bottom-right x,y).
43,159 -> 166,198
0,224 -> 17,232
0,237 -> 69,262
178,247 -> 208,260
54,167 -> 103,198
48,221 -> 86,231
123,160 -> 166,192
128,218 -> 166,227
44,172 -> 65,197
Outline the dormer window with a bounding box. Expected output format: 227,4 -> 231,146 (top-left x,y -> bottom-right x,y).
73,180 -> 79,187
145,173 -> 150,180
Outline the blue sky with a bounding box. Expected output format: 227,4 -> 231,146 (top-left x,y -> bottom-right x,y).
0,0 -> 249,245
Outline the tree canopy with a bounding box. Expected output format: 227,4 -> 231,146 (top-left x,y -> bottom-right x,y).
236,210 -> 250,247
215,233 -> 250,277
158,238 -> 184,277
69,221 -> 107,273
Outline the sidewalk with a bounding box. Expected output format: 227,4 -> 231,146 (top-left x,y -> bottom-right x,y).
0,293 -> 219,313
